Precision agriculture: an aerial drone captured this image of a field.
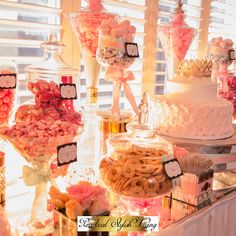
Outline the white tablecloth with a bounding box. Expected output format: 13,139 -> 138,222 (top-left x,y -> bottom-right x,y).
157,192 -> 236,236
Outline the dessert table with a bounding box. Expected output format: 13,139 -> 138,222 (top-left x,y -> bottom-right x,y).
157,190 -> 236,236
4,171 -> 236,235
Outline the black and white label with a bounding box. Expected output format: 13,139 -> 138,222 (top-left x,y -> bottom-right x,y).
60,84 -> 77,100
162,158 -> 183,180
125,42 -> 139,58
229,49 -> 235,60
57,142 -> 77,166
0,73 -> 16,89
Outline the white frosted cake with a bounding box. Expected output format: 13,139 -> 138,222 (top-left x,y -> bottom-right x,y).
155,60 -> 234,140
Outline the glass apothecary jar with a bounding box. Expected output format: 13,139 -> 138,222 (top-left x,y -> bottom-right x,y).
0,32 -> 84,235
158,1 -> 196,80
99,120 -> 174,217
19,31 -> 84,128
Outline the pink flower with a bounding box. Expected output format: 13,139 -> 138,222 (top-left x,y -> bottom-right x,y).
88,194 -> 110,216
66,182 -> 106,210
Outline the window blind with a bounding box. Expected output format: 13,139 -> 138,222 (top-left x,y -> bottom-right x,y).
209,0 -> 236,42
0,0 -> 61,105
80,0 -> 146,110
155,0 -> 203,95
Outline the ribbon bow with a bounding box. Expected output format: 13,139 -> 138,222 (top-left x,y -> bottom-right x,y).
22,165 -> 52,186
106,66 -> 139,115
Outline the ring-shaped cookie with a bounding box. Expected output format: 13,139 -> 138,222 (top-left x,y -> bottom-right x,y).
122,165 -> 136,178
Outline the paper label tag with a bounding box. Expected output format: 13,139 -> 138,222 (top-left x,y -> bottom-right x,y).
0,73 -> 17,89
229,49 -> 235,60
125,42 -> 139,58
60,84 -> 77,100
57,142 -> 77,166
162,158 -> 183,180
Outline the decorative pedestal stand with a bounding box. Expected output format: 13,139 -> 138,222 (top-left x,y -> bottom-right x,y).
161,126 -> 236,191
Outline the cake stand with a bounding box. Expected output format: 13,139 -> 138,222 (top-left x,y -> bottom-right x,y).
160,126 -> 236,191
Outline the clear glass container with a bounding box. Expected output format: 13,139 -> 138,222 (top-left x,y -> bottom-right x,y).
99,120 -> 173,217
16,31 -> 84,127
0,32 -> 84,235
0,62 -> 17,127
158,1 -> 196,80
69,0 -> 116,105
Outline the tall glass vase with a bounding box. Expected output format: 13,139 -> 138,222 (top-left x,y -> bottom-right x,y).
158,1 -> 196,80
69,0 -> 115,110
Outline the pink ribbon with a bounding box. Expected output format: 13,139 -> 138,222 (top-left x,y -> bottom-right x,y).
105,66 -> 138,115
120,197 -> 162,215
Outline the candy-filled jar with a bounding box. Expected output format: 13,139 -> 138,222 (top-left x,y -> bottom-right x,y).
0,62 -> 17,127
206,37 -> 234,80
0,32 -> 84,235
96,17 -> 139,114
21,31 -> 84,127
159,0 -> 196,80
69,0 -> 116,106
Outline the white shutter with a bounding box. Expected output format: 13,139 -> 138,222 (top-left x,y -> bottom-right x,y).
80,0 -> 146,110
209,0 -> 236,42
155,0 -> 203,95
0,0 -> 62,105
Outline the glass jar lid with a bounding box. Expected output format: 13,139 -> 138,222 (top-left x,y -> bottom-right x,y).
25,31 -> 79,76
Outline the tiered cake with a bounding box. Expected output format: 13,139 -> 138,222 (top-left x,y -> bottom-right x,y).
155,60 -> 234,140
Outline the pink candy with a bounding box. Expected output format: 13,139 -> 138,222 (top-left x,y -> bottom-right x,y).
16,80 -> 84,126
72,7 -> 115,56
99,18 -> 136,42
2,119 -> 79,161
218,76 -> 236,119
210,37 -> 233,49
0,70 -> 16,126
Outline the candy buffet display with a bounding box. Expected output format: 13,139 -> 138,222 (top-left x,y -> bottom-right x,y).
155,59 -> 234,139
0,152 -> 5,204
159,0 -> 196,79
0,63 -> 17,127
173,154 -> 214,206
70,0 -> 115,105
50,182 -> 110,235
96,17 -> 139,114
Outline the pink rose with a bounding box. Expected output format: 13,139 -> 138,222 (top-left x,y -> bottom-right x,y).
66,182 -> 106,210
88,194 -> 110,216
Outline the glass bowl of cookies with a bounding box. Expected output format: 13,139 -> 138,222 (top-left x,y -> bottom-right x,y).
99,131 -> 174,216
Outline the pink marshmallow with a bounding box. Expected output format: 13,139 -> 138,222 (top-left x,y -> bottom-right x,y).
118,20 -> 130,27
128,25 -> 136,34
106,18 -> 118,28
224,39 -> 233,47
